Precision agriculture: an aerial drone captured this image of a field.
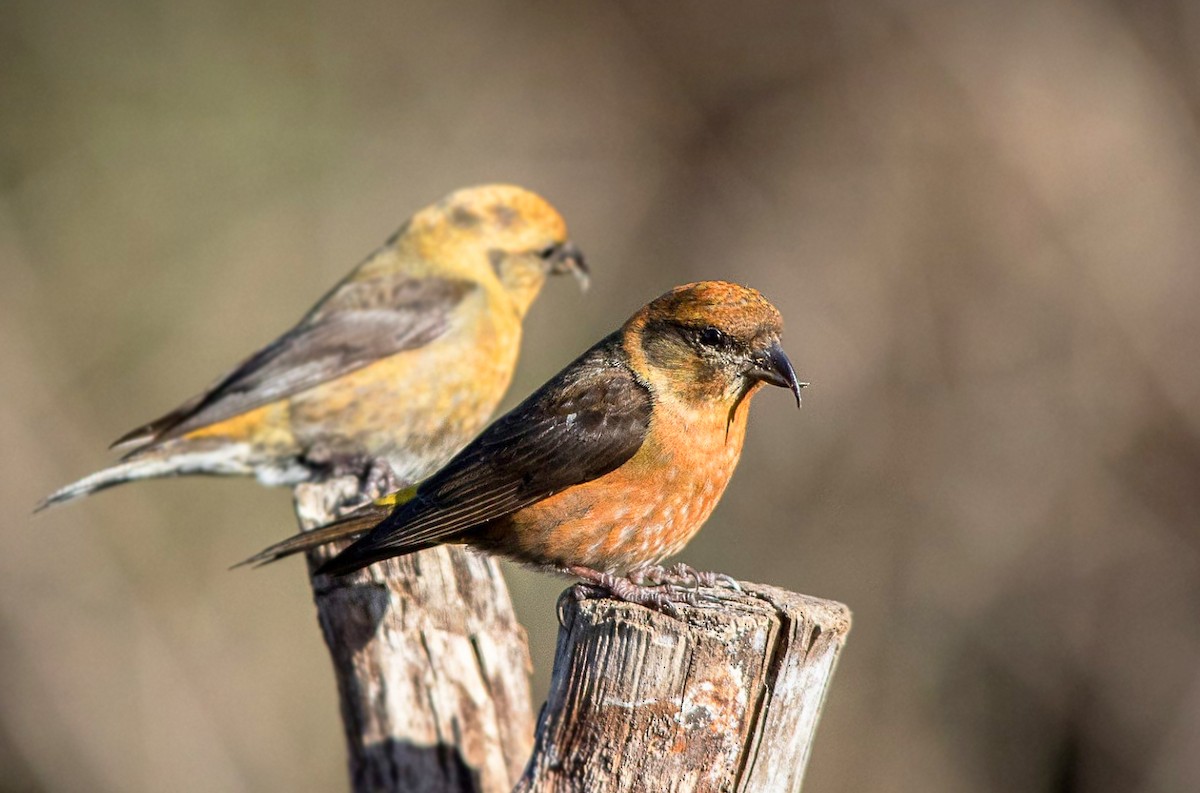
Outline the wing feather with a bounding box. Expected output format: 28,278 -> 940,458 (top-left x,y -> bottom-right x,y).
113,275 -> 475,451
317,334 -> 653,574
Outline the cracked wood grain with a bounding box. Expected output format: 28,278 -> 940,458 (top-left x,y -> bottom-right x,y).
294,477 -> 534,793
515,584 -> 850,793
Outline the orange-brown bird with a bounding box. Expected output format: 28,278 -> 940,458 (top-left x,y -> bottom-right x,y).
38,184 -> 587,510
245,281 -> 804,610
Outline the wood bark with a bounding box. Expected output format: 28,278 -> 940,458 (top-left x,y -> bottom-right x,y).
515,583 -> 851,793
293,477 -> 534,793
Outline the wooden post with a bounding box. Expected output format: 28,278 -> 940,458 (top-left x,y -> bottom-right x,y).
515,583 -> 851,793
294,477 -> 535,793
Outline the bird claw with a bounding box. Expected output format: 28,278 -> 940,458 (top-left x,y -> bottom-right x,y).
300,448 -> 401,506
557,585 -> 592,625
628,562 -> 742,592
565,567 -> 686,618
706,572 -> 743,592
670,562 -> 742,592
667,584 -> 738,605
564,564 -> 748,619
598,576 -> 685,619
634,589 -> 684,619
361,459 -> 401,500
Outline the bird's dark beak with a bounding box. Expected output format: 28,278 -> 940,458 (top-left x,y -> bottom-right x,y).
748,341 -> 807,407
546,241 -> 590,292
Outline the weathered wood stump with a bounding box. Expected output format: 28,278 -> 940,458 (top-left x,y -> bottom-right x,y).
294,477 -> 535,793
516,584 -> 851,793
294,477 -> 848,792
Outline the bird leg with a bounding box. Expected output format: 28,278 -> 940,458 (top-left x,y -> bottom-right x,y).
359,458 -> 402,500
564,565 -> 685,618
302,444 -> 401,502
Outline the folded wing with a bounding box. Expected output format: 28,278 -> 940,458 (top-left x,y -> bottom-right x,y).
113,275 -> 475,452
314,335 -> 653,575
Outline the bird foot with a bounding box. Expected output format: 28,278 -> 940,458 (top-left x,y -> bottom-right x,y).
563,565 -> 740,619
628,562 -> 742,593
568,575 -> 683,618
303,446 -> 401,502
317,454 -> 399,496
359,458 -> 401,500
557,583 -> 613,625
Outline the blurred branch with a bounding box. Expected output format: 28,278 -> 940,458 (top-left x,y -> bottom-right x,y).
517,584 -> 851,792
294,477 -> 534,793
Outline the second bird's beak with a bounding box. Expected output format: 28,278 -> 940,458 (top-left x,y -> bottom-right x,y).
748,341 -> 807,407
547,241 -> 590,292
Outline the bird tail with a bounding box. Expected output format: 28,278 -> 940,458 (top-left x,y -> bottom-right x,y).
34,446 -> 238,513
312,534 -> 442,578
234,486 -> 418,569
34,445 -> 255,512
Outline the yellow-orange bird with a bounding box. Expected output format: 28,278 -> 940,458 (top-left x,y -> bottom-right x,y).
39,184 -> 587,510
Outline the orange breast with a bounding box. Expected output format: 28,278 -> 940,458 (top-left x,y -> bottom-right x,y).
486,388 -> 759,573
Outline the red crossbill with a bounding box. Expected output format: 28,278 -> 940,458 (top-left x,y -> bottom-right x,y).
38,184 -> 587,510
245,281 -> 805,611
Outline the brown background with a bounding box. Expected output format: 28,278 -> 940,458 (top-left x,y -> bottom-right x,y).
4,1 -> 1200,791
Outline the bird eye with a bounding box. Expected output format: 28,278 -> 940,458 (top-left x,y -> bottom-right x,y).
537,243 -> 560,259
699,326 -> 725,347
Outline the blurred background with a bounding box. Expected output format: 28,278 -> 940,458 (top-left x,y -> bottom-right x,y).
4,0 -> 1200,790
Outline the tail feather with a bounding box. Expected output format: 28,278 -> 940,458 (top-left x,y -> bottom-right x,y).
236,486 -> 418,569
36,457 -> 185,512
35,445 -> 256,512
314,535 -> 441,577
108,396 -> 202,451
231,518 -> 371,568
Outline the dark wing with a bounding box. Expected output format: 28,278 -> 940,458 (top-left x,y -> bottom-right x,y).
113,275 -> 475,450
317,333 -> 653,575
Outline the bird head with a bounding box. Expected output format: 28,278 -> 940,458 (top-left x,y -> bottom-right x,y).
630,281 -> 806,409
400,184 -> 588,316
